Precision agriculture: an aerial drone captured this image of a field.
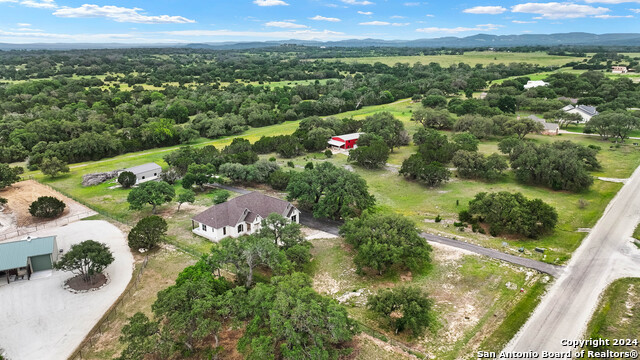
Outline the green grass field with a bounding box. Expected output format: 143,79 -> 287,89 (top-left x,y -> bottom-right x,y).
318,52 -> 585,67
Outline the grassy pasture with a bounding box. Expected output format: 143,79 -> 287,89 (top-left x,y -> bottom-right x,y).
318,51 -> 584,67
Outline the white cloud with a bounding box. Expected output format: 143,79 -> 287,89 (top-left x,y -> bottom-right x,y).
359,20 -> 390,25
584,0 -> 640,3
594,14 -> 633,17
632,8 -> 640,12
425,14 -> 435,17
53,4 -> 195,23
463,6 -> 507,14
392,22 -> 410,26
161,29 -> 356,41
17,23 -> 31,26
511,2 -> 610,19
0,29 -> 134,40
21,0 -> 56,8
0,0 -> 18,3
357,11 -> 373,15
390,15 -> 406,18
512,20 -> 537,23
265,21 -> 308,28
404,2 -> 420,6
310,15 -> 341,21
341,0 -> 374,5
253,0 -> 288,6
416,23 -> 502,33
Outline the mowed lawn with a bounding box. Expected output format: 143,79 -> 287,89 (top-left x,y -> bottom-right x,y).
318,51 -> 585,67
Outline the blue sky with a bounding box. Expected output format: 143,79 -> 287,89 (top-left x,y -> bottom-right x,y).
0,0 -> 639,43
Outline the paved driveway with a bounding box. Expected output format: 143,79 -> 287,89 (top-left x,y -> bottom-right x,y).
0,220 -> 133,360
504,165 -> 640,355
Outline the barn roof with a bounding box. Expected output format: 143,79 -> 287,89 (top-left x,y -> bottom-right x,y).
192,192 -> 296,229
0,236 -> 56,271
123,162 -> 162,175
334,133 -> 363,141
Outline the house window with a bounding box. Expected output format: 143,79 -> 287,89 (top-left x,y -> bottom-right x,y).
141,176 -> 145,179
291,215 -> 297,223
237,224 -> 244,233
222,227 -> 226,235
202,224 -> 207,231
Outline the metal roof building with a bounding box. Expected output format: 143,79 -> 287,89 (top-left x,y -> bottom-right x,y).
120,162 -> 162,185
0,236 -> 58,283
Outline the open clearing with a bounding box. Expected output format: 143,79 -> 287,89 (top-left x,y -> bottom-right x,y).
317,52 -> 585,67
0,180 -> 96,238
309,235 -> 548,359
0,220 -> 133,360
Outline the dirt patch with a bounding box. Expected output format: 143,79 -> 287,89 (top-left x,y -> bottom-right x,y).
0,180 -> 95,232
65,273 -> 108,291
355,334 -> 418,360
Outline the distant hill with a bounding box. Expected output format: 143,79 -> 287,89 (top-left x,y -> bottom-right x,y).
2,33 -> 640,51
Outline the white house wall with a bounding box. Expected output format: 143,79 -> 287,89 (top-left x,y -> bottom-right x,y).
193,209 -> 300,242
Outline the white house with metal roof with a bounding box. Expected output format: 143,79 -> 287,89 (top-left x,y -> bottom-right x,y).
191,192 -> 299,242
119,162 -> 162,184
562,104 -> 599,123
0,236 -> 58,283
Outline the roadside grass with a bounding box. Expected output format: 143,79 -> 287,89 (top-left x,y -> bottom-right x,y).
632,223 -> 640,242
318,52 -> 584,67
479,280 -> 547,352
583,278 -> 640,353
80,248 -> 196,360
308,237 -> 547,359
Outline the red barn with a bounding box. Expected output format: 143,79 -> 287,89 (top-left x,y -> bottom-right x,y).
327,133 -> 363,150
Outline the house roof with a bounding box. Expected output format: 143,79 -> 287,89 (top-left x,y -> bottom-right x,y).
528,115 -> 558,132
561,105 -> 575,112
0,236 -> 56,271
123,162 -> 161,175
334,133 -> 362,141
577,105 -> 598,116
192,192 -> 296,229
328,139 -> 345,147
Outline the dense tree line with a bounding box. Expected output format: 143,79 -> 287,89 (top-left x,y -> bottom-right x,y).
0,48 -> 559,167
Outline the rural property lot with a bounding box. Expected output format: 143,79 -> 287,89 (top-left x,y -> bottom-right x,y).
0,220 -> 133,360
0,180 -> 96,238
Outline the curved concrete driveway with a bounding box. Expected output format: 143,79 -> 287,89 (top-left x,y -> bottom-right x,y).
0,220 -> 133,360
505,166 -> 640,355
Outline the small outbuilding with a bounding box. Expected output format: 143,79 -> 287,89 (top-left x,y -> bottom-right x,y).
120,163 -> 162,185
524,80 -> 548,89
327,133 -> 363,150
0,236 -> 58,283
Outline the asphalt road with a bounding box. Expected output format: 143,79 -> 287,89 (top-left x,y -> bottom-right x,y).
504,165 -> 640,356
299,210 -> 563,276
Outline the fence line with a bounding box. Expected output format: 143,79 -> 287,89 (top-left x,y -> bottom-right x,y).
68,255 -> 149,360
0,210 -> 97,242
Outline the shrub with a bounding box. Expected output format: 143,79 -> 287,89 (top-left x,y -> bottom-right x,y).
213,191 -> 230,204
128,216 -> 168,251
324,149 -> 333,158
435,215 -> 442,223
118,171 -> 137,188
268,170 -> 292,190
269,157 -> 277,162
305,162 -> 314,170
29,196 -> 66,218
287,161 -> 295,168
